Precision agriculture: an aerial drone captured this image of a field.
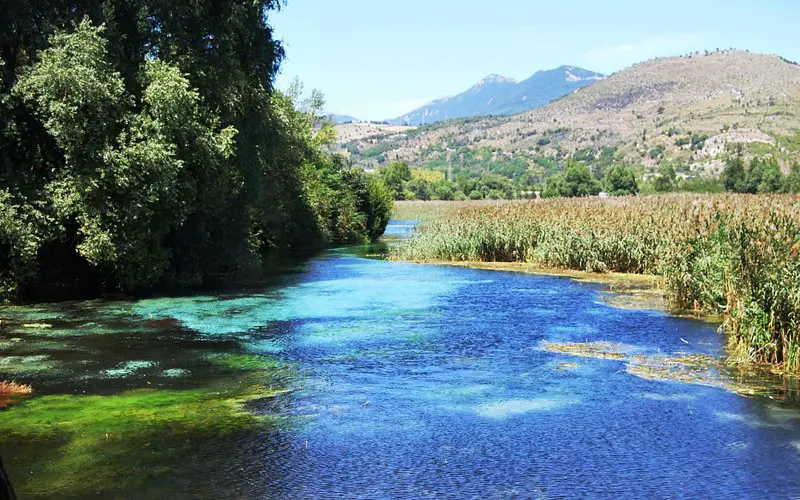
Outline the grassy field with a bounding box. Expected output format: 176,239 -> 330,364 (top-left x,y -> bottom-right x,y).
393,195 -> 800,371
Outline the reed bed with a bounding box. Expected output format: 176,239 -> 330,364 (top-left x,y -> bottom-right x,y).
394,195 -> 800,371
393,200 -> 522,221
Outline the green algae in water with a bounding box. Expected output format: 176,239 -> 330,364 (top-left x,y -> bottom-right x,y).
0,354 -> 60,375
8,322 -> 157,338
0,377 -> 283,498
102,360 -> 157,378
207,352 -> 289,371
1,300 -> 160,339
0,302 -> 299,499
0,305 -> 64,322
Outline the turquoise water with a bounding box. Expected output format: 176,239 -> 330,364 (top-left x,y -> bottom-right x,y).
2,221 -> 800,498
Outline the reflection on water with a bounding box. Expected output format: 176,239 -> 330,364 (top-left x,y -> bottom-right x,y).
2,220 -> 800,498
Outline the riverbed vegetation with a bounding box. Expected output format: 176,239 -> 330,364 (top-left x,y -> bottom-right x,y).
0,5 -> 392,302
394,195 -> 800,371
0,296 -> 300,498
0,375 -> 286,497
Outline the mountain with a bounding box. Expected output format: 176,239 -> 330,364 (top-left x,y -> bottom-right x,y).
389,66 -> 604,125
342,50 -> 800,174
330,114 -> 360,124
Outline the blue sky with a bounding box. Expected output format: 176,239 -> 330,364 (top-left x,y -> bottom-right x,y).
270,1 -> 796,121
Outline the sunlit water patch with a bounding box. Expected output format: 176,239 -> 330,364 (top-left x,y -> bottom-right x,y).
2,220 -> 800,497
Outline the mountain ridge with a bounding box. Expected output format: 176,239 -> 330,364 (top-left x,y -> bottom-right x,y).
388,65 -> 605,125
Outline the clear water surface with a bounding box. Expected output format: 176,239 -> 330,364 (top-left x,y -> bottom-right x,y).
1,220 -> 800,498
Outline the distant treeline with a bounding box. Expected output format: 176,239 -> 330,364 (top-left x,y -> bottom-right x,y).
0,3 -> 392,301
373,146 -> 800,202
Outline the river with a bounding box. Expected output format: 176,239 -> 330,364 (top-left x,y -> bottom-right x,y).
1,220 -> 800,498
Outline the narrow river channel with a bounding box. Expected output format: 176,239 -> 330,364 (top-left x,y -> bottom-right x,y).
1,221 -> 800,498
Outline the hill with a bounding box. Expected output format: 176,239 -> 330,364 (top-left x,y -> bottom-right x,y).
389,66 -> 604,125
341,50 -> 800,176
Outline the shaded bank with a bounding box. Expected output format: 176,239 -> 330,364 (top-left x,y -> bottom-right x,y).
0,8 -> 392,303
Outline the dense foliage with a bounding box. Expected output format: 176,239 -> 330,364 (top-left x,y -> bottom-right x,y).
602,165 -> 639,196
0,5 -> 391,300
394,195 -> 800,371
372,146 -> 639,200
543,160 -> 602,198
376,160 -> 520,201
721,153 -> 798,194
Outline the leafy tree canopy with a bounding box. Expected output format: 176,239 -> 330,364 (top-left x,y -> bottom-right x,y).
544,160 -> 601,198
603,165 -> 638,196
0,5 -> 391,301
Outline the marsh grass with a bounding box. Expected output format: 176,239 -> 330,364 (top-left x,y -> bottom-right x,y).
394,195 -> 800,371
393,199 -> 521,221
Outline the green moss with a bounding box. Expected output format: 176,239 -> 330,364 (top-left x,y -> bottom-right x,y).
0,378 -> 282,498
1,384 -> 270,440
0,347 -> 299,498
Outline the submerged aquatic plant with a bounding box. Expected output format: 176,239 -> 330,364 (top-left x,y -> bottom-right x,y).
0,373 -> 290,498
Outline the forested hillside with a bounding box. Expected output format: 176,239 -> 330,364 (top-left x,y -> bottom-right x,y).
0,2 -> 391,301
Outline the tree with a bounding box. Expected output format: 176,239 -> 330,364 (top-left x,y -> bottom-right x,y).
744,157 -> 783,193
378,161 -> 412,198
544,160 -> 601,198
784,163 -> 800,193
434,183 -> 454,200
653,163 -> 676,192
603,165 -> 638,196
543,174 -> 567,198
0,7 -> 391,300
721,151 -> 747,193
405,177 -> 433,201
